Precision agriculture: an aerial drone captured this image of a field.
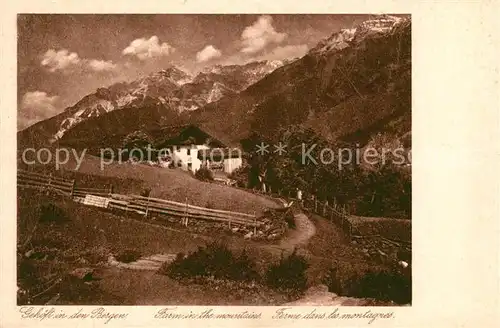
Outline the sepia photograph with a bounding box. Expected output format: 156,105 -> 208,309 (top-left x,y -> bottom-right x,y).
16,14 -> 412,307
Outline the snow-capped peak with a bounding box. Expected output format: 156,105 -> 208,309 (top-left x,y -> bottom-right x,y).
356,15 -> 402,36
142,67 -> 193,86
310,14 -> 405,55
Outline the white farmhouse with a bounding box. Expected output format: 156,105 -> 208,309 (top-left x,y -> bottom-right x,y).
151,124 -> 243,174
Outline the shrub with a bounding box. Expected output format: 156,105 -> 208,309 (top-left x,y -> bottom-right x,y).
122,130 -> 153,161
322,266 -> 344,295
39,202 -> 68,223
228,165 -> 250,187
160,241 -> 259,282
348,269 -> 411,304
115,249 -> 142,263
194,167 -> 214,182
140,187 -> 151,197
323,265 -> 411,304
265,249 -> 308,293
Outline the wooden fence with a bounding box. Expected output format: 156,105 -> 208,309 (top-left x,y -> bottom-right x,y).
301,197 -> 354,239
108,195 -> 260,228
17,169 -> 75,196
17,169 -> 260,228
223,183 -> 355,236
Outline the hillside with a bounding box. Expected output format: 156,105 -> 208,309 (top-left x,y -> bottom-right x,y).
24,154 -> 280,214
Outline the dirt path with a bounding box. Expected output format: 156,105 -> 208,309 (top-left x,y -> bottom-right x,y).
108,254 -> 177,271
256,211 -> 317,258
279,213 -> 317,251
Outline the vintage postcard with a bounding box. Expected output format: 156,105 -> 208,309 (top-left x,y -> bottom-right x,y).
1,1 -> 499,327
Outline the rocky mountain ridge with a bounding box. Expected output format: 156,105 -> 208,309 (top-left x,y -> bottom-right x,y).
19,60 -> 288,147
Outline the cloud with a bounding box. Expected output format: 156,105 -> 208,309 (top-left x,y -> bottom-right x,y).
196,45 -> 222,63
41,48 -> 118,73
19,91 -> 60,129
87,59 -> 117,72
260,44 -> 309,61
122,36 -> 175,60
41,49 -> 81,72
240,15 -> 286,54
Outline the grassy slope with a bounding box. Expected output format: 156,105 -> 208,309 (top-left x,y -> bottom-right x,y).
26,153 -> 279,214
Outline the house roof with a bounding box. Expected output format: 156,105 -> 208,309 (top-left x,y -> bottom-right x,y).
150,124 -> 226,148
195,123 -> 238,149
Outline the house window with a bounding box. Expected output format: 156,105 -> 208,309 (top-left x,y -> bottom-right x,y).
187,148 -> 191,156
188,163 -> 192,170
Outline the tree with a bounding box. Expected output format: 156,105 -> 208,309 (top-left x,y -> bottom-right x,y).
122,130 -> 154,161
239,124 -> 411,219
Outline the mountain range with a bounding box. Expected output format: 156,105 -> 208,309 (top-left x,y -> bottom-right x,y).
18,15 -> 411,153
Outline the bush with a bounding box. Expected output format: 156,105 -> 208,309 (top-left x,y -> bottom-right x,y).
39,203 -> 68,223
140,187 -> 151,197
115,249 -> 142,263
265,249 -> 308,293
122,130 -> 153,161
322,266 -> 344,295
160,241 -> 259,282
228,165 -> 250,188
323,265 -> 411,304
348,269 -> 411,304
194,167 -> 214,182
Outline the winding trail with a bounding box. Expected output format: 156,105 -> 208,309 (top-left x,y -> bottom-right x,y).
278,212 -> 317,250
267,198 -> 317,252
107,253 -> 177,271
256,210 -> 317,259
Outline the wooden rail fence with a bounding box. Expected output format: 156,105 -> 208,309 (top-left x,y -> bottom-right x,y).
107,195 -> 260,227
301,197 -> 355,239
17,169 -> 75,196
17,169 -> 260,228
224,184 -> 355,238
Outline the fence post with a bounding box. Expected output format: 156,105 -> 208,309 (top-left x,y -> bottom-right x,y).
70,179 -> 75,197
184,197 -> 189,227
314,198 -> 318,213
323,200 -> 327,216
145,193 -> 151,219
340,205 -> 344,230
253,213 -> 257,235
109,184 -> 113,197
342,205 -> 347,234
46,173 -> 53,195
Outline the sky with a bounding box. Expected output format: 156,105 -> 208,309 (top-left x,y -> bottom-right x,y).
17,14 -> 371,130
